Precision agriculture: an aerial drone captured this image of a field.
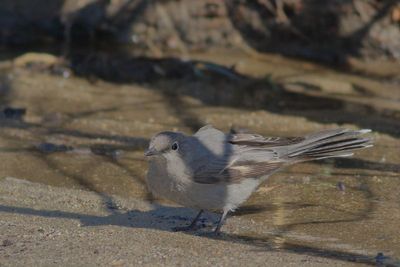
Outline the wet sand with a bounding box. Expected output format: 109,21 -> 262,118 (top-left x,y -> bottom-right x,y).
0,177 -> 373,266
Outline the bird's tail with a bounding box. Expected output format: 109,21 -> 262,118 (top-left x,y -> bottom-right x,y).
285,128 -> 373,162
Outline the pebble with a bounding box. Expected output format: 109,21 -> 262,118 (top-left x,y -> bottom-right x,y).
336,181 -> 346,192
2,239 -> 13,247
36,143 -> 73,153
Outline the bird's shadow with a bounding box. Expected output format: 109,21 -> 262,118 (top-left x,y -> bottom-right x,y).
0,203 -> 218,232
0,203 -> 395,266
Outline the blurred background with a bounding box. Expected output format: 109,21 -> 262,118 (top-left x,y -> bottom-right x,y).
0,0 -> 399,263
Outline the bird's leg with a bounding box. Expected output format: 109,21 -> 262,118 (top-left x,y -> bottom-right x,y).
172,210 -> 204,232
188,209 -> 204,228
214,209 -> 229,234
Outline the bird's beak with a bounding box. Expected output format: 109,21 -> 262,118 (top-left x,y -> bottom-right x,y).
144,148 -> 157,157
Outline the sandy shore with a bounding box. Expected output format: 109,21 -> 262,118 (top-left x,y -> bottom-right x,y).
0,177 -> 372,267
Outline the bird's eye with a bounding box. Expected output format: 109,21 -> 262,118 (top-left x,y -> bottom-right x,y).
171,142 -> 179,151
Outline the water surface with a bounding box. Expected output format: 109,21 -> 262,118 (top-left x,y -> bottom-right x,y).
0,49 -> 399,265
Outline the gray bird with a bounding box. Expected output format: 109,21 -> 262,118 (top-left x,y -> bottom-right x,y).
145,125 -> 373,234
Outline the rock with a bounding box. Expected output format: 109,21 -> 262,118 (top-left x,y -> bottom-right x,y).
1,0 -> 400,62
13,53 -> 60,68
1,107 -> 26,120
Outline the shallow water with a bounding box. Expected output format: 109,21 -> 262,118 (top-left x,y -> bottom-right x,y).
0,49 -> 399,265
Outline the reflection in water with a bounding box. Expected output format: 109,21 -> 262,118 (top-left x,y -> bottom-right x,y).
271,196 -> 287,249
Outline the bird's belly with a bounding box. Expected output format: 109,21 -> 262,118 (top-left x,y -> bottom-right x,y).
148,174 -> 260,212
147,160 -> 262,211
147,175 -> 189,206
183,178 -> 261,211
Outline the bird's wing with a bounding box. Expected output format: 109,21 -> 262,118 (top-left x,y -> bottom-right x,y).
190,125 -> 294,184
192,154 -> 284,184
228,133 -> 305,147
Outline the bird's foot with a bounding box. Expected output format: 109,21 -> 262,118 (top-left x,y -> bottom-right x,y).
196,229 -> 223,238
172,210 -> 207,232
211,227 -> 223,237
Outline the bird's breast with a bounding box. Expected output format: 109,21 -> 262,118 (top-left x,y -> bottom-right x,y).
146,158 -> 192,205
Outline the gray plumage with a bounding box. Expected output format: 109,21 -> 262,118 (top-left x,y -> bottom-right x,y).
145,125 -> 373,233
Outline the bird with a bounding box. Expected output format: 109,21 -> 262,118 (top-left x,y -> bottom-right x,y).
145,125 -> 373,234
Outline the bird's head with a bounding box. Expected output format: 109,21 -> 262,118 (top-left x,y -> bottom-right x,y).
144,131 -> 186,157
